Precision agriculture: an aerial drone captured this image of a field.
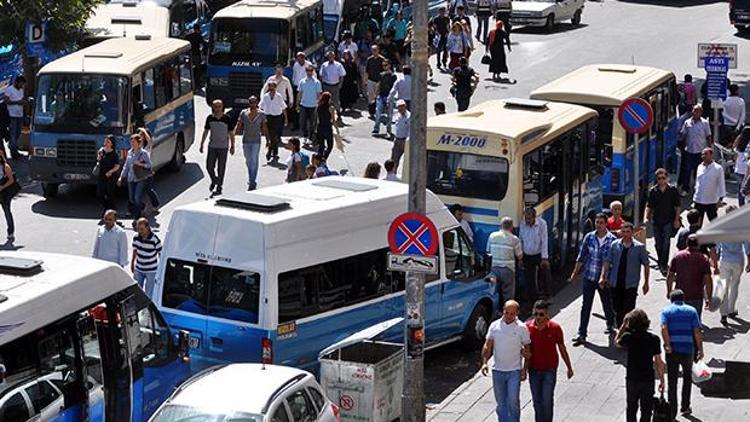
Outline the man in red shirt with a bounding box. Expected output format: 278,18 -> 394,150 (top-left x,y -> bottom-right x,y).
667,235 -> 714,321
524,300 -> 574,422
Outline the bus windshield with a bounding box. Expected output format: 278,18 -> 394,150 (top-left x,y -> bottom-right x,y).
34,74 -> 128,134
427,151 -> 510,201
210,18 -> 289,67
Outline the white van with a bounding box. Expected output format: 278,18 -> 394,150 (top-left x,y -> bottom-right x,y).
153,177 -> 496,373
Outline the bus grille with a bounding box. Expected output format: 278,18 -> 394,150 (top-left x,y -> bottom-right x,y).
57,139 -> 97,168
229,72 -> 263,98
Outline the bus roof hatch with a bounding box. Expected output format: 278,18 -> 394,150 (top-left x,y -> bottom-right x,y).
215,194 -> 291,213
0,256 -> 43,276
503,98 -> 549,110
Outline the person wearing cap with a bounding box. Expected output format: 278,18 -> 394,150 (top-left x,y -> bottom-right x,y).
234,95 -> 268,190
487,216 -> 523,303
519,207 -> 551,301
667,234 -> 713,321
338,31 -> 359,63
296,65 -> 322,145
391,99 -> 410,169
692,147 -> 725,222
660,289 -> 703,419
319,51 -> 347,116
259,80 -> 287,162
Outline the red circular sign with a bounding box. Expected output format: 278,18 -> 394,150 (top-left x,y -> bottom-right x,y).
618,97 -> 654,134
387,212 -> 439,256
340,395 -> 355,411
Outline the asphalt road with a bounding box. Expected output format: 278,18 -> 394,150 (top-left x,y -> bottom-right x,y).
6,0 -> 748,403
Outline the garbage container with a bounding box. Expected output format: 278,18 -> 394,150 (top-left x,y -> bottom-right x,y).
318,318 -> 404,422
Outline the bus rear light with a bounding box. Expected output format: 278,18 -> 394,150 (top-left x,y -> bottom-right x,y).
261,337 -> 273,364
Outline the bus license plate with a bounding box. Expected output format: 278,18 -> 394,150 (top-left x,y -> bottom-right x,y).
64,173 -> 91,181
189,336 -> 201,349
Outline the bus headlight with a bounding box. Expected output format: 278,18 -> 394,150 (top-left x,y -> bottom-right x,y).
45,147 -> 57,157
210,77 -> 229,87
34,147 -> 46,156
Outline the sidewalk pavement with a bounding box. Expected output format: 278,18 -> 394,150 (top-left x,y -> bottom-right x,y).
427,229 -> 750,422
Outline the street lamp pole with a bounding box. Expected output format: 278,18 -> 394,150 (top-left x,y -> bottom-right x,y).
403,0 -> 428,419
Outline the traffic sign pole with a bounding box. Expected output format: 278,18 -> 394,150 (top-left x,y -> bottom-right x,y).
617,98 -> 654,224
404,0 -> 428,418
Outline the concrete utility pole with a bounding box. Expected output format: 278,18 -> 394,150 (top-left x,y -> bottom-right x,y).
403,0 -> 428,419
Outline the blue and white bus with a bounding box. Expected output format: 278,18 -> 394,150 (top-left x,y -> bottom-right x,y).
30,36 -> 195,197
206,0 -> 325,107
0,252 -> 191,421
153,178 -> 495,373
531,64 -> 679,217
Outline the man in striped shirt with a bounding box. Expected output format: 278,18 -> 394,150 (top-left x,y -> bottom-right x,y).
486,217 -> 523,304
131,218 -> 162,297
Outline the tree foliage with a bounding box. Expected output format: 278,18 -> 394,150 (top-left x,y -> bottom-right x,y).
0,0 -> 104,51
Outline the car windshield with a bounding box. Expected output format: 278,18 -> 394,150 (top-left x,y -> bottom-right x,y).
209,18 -> 289,67
34,74 -> 127,134
150,404 -> 263,422
427,151 -> 509,201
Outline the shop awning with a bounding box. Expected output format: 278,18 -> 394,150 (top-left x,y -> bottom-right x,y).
696,205 -> 750,244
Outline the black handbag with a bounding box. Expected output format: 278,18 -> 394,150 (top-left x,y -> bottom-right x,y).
0,173 -> 20,199
481,54 -> 491,65
652,393 -> 670,422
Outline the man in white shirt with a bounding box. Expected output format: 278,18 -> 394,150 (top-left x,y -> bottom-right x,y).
319,50 -> 347,115
693,147 -> 726,222
487,217 -> 524,303
449,204 -> 474,242
678,105 -> 712,195
259,81 -> 288,162
722,84 -> 746,140
519,207 -> 551,300
1,76 -> 26,159
481,300 -> 531,422
389,66 -> 412,110
262,65 -> 293,111
291,52 -> 312,131
92,210 -> 128,267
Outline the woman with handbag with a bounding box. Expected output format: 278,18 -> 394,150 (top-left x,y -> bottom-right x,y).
96,135 -> 121,212
0,152 -> 17,243
117,134 -> 152,223
487,20 -> 511,82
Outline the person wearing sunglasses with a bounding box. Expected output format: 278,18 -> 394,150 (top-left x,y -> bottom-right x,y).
644,168 -> 682,276
524,300 -> 574,422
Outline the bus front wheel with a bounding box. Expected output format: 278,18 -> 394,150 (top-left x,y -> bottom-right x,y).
461,303 -> 491,350
41,183 -> 59,198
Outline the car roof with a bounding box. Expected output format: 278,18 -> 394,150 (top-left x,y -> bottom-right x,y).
168,364 -> 313,414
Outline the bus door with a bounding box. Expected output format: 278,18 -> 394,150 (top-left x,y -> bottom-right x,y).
122,293 -> 191,421
559,132 -> 583,265
75,314 -> 106,421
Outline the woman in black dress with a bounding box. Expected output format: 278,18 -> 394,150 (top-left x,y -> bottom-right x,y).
487,20 -> 511,81
96,135 -> 121,211
316,92 -> 338,159
340,51 -> 360,112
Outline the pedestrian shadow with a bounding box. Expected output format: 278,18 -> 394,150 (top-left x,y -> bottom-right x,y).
702,325 -> 740,345
31,162 -> 204,220
0,242 -> 24,251
265,161 -> 288,170
511,23 -> 588,35
583,337 -> 628,366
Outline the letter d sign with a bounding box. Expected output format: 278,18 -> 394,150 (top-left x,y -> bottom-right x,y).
26,20 -> 47,44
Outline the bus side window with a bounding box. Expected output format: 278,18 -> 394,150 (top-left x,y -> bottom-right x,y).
587,120 -> 603,177
153,64 -> 168,108
142,69 -> 156,112
135,306 -> 170,366
169,58 -> 181,101
523,150 -> 541,207
179,54 -> 193,95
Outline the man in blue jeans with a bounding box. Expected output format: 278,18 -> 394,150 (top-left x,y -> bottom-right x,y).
233,96 -> 268,191
481,300 -> 530,422
568,213 -> 617,346
644,168 -> 682,276
525,300 -> 574,422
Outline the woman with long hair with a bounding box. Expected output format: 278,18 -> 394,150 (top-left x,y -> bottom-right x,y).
138,128 -> 160,213
363,161 -> 381,179
446,21 -> 468,70
316,92 -> 339,159
340,51 -> 359,112
487,20 -> 511,81
96,135 -> 120,211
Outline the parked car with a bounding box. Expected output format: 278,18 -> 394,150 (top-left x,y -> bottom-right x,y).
149,364 -> 340,422
510,0 -> 585,31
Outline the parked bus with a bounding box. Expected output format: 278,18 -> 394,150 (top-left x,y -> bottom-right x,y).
530,64 -> 679,216
153,177 -> 495,373
85,0 -> 210,46
417,98 -> 603,265
30,36 -> 195,197
0,252 -> 191,422
206,0 -> 325,107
